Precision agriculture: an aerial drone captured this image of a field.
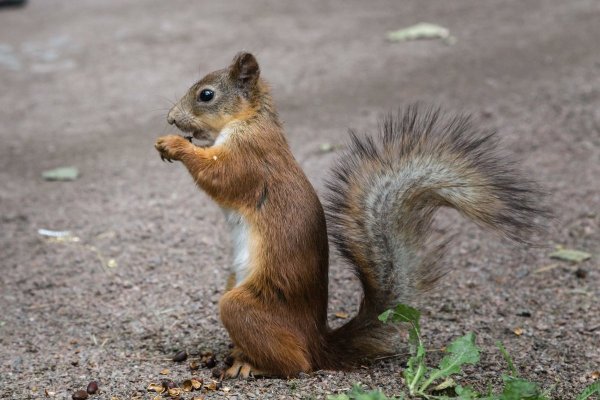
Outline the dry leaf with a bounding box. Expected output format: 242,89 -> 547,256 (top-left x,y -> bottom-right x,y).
549,248 -> 592,263
387,23 -> 451,42
42,166 -> 79,181
533,264 -> 559,274
513,327 -> 524,336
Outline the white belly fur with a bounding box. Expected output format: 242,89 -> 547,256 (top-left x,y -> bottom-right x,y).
222,208 -> 251,286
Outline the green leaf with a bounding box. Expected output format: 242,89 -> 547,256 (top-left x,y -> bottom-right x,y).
432,378 -> 456,392
378,309 -> 393,323
379,304 -> 421,347
500,375 -> 548,400
379,304 -> 420,326
404,341 -> 427,394
549,249 -> 591,263
455,385 -> 481,399
576,381 -> 600,400
419,333 -> 480,392
496,341 -> 518,377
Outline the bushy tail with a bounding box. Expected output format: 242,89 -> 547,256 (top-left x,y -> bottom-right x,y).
323,105 -> 548,368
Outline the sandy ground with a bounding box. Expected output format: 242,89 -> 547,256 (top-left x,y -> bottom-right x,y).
1,0 -> 599,399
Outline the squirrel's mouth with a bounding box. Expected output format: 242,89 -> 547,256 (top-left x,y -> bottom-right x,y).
183,129 -> 215,147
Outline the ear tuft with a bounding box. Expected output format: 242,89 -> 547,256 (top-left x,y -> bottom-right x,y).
229,52 -> 260,89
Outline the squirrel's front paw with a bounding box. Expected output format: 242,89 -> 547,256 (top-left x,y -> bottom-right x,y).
154,135 -> 189,162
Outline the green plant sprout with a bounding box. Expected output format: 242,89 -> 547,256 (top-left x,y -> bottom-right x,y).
329,304 -> 600,400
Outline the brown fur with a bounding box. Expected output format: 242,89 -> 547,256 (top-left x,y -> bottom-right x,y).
155,53 -> 547,377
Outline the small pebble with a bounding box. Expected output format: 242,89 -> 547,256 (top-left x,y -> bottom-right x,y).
162,380 -> 177,390
516,309 -> 532,317
172,350 -> 188,362
575,268 -> 588,279
211,367 -> 223,379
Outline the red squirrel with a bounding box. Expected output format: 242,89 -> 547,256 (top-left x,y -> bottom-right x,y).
155,52 -> 545,378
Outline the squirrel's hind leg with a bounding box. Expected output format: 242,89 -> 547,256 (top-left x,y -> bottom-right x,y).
219,288 -> 311,378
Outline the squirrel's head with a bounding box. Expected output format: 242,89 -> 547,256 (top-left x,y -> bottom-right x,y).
167,52 -> 269,143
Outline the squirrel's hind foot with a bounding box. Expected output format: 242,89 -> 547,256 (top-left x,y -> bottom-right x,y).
225,360 -> 266,379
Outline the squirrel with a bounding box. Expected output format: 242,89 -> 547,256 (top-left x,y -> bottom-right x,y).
155,52 -> 546,379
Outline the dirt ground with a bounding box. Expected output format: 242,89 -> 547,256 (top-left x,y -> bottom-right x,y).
1,0 -> 599,399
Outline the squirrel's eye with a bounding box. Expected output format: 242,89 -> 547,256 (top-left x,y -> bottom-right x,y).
198,89 -> 214,102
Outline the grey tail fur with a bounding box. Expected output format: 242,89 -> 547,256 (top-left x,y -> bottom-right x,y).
323,105 -> 548,367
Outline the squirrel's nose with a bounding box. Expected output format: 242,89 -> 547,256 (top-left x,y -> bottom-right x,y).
167,113 -> 176,125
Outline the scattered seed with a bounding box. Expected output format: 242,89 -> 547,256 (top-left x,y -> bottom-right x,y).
86,381 -> 99,395
203,356 -> 217,369
146,383 -> 165,394
168,387 -> 182,398
189,360 -> 200,371
159,368 -> 170,375
162,380 -> 177,390
72,390 -> 89,400
513,327 -> 524,336
191,378 -> 202,390
182,380 -> 193,392
172,350 -> 188,362
591,370 -> 600,380
334,312 -> 349,319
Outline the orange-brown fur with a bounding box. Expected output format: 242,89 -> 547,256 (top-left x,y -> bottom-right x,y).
156,53 -> 332,377
155,52 -> 546,378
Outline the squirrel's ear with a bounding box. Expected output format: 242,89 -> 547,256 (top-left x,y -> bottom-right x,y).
229,52 -> 260,89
